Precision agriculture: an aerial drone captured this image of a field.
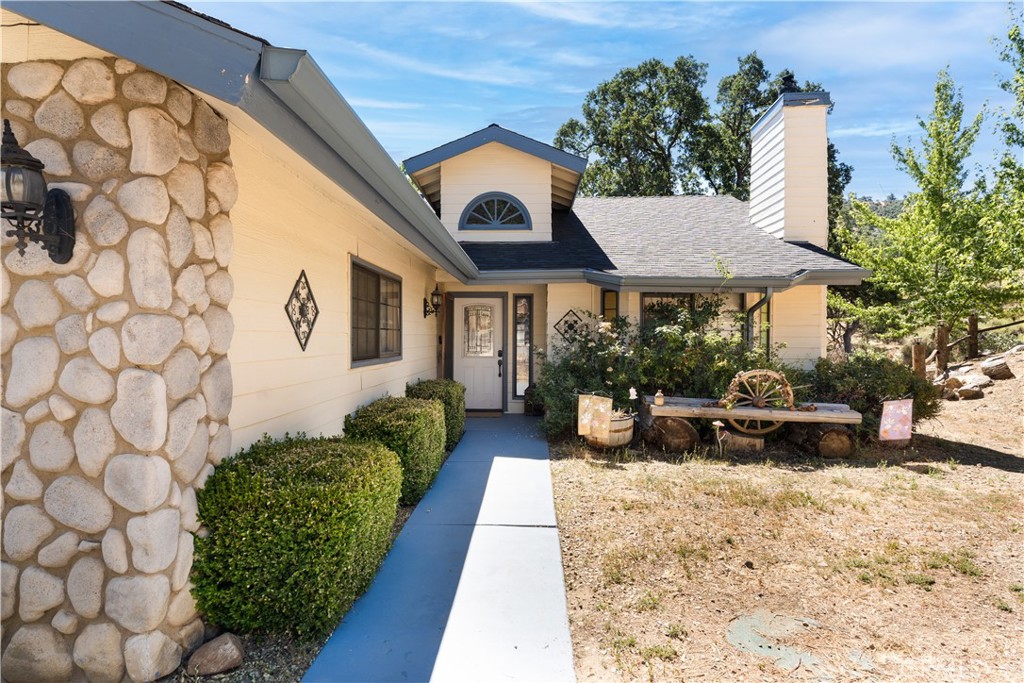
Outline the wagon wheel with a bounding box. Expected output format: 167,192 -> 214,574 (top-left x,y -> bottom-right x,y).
723,369 -> 794,435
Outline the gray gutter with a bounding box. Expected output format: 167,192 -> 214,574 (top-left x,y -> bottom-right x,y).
7,1 -> 479,282
465,268 -> 847,291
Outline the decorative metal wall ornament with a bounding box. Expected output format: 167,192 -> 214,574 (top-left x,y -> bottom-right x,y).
284,270 -> 319,351
554,309 -> 585,341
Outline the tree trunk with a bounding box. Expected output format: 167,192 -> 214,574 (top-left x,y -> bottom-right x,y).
981,357 -> 1015,380
641,411 -> 701,453
967,314 -> 979,359
787,423 -> 856,459
911,340 -> 927,379
842,319 -> 860,355
935,322 -> 949,373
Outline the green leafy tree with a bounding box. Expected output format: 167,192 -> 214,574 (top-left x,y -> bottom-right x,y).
841,70 -> 1022,338
554,57 -> 710,196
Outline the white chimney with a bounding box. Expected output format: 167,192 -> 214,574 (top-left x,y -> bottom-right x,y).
748,92 -> 831,248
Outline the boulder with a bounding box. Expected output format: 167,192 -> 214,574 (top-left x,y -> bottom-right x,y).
0,624 -> 74,682
186,633 -> 244,676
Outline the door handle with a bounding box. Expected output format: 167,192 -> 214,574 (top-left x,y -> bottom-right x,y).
497,358 -> 503,378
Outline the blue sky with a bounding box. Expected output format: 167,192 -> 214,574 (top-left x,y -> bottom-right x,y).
191,1 -> 1017,199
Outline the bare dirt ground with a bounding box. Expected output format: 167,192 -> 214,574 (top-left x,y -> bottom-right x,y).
551,353 -> 1024,682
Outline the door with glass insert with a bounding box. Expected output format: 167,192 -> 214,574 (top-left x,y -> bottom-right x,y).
454,298 -> 503,410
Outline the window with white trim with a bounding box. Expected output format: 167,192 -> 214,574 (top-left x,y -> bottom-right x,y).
459,192 -> 532,230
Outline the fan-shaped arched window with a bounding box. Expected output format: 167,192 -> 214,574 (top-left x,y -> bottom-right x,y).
459,192 -> 532,230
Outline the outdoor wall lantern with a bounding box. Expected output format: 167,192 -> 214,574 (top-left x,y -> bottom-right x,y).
423,286 -> 443,318
1,119 -> 76,263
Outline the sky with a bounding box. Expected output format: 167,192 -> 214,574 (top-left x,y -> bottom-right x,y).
190,1 -> 1018,199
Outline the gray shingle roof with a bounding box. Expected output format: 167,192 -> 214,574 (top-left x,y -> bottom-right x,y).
460,195 -> 866,283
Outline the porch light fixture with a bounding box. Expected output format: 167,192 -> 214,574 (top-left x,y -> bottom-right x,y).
423,286 -> 443,317
1,119 -> 76,263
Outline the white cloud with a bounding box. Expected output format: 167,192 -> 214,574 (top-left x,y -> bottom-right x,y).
831,121 -> 921,138
550,49 -> 604,68
346,97 -> 423,111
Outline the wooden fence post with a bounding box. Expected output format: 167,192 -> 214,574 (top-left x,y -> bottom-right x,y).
911,339 -> 926,379
967,314 -> 979,358
935,322 -> 949,373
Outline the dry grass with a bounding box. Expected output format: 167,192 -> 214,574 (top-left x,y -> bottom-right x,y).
552,440 -> 1024,682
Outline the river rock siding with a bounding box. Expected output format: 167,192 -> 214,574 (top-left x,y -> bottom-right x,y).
1,58 -> 234,682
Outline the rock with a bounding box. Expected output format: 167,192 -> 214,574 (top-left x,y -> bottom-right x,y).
180,487 -> 199,532
209,213 -> 233,267
167,585 -> 198,627
957,387 -> 985,400
102,528 -> 129,574
37,530 -> 80,568
1,562 -> 18,619
104,453 -> 171,513
191,221 -> 215,260
172,266 -> 204,307
981,356 -> 1015,380
105,574 -> 170,632
127,508 -> 180,573
202,357 -> 233,421
73,140 -> 126,182
66,555 -> 105,619
178,127 -> 200,162
164,348 -> 201,400
4,99 -> 33,119
87,250 -> 125,297
55,273 -> 97,310
186,633 -> 244,676
48,395 -> 77,421
194,463 -> 215,489
25,401 -> 50,423
59,357 -> 116,404
125,631 -> 183,683
7,62 -> 64,99
51,608 -> 79,634
177,618 -> 206,655
74,408 -> 116,477
166,398 -> 204,459
123,71 -> 168,103
2,407 -> 27,473
167,84 -> 193,124
23,138 -> 71,176
170,531 -> 194,591
13,280 -> 61,329
0,314 -> 16,355
205,270 -> 233,306
44,476 -> 113,533
6,337 -> 60,407
91,103 -> 131,148
0,624 -> 74,683
74,622 -> 125,683
35,90 -> 85,139
183,314 -> 211,355
203,305 -> 233,355
168,163 -> 206,219
128,107 -> 179,176
55,314 -> 88,354
29,421 -> 75,472
18,566 -> 65,621
121,314 -> 183,365
89,326 -> 122,370
96,300 -> 130,323
193,100 -> 230,154
78,539 -> 101,552
118,177 -> 170,225
63,59 -> 115,104
84,195 -> 129,246
127,227 -> 172,308
173,426 -> 209,484
206,164 -> 237,212
115,59 -> 136,74
166,206 -> 194,268
208,425 -> 232,465
5,228 -> 91,276
4,504 -> 55,560
6,460 -> 43,501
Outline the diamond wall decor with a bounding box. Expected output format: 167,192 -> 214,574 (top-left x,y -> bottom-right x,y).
285,269 -> 319,351
554,309 -> 585,341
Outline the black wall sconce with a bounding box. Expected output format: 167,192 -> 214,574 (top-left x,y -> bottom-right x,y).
423,286 -> 443,317
2,119 -> 76,263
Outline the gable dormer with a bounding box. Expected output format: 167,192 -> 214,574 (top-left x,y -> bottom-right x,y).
404,124 -> 586,242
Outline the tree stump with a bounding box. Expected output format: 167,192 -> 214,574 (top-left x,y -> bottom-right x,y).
642,414 -> 701,453
786,423 -> 855,459
981,357 -> 1015,380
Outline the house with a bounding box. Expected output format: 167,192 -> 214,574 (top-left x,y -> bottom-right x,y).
0,2 -> 865,681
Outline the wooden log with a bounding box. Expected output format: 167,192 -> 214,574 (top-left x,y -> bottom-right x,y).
911,340 -> 927,379
786,423 -> 856,459
935,323 -> 949,373
643,415 -> 701,453
723,429 -> 763,452
981,356 -> 1015,380
967,314 -> 979,359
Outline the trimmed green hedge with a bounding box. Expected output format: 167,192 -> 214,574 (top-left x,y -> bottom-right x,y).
344,397 -> 446,504
406,379 -> 466,450
191,435 -> 401,639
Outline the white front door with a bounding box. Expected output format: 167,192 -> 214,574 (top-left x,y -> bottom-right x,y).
454,298 -> 503,410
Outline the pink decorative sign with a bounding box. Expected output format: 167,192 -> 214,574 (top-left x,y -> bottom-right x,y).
879,399 -> 913,441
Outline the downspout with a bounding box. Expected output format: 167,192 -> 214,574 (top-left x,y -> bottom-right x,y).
744,287 -> 773,349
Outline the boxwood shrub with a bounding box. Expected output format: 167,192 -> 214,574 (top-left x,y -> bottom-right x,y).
344,396 -> 446,504
191,435 -> 401,639
406,379 -> 466,450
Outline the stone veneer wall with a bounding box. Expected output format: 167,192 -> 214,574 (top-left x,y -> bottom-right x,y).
1,57 -> 235,682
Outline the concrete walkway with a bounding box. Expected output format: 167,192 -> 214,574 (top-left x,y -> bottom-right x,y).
304,415 -> 576,683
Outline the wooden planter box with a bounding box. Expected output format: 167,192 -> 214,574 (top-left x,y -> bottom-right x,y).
584,414 -> 634,449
